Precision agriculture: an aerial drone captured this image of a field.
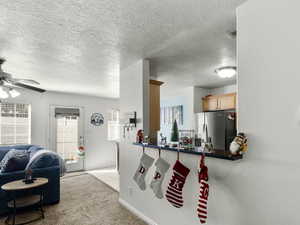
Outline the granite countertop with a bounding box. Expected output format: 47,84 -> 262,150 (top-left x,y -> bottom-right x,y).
133,143 -> 243,161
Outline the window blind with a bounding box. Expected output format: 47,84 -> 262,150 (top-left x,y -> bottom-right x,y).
0,103 -> 31,145
55,108 -> 80,118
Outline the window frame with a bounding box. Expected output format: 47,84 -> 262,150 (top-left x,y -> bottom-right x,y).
0,102 -> 32,145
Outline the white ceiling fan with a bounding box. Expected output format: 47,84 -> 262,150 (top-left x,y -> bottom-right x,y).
0,58 -> 45,99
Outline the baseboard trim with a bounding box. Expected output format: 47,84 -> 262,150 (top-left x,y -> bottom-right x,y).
119,198 -> 157,225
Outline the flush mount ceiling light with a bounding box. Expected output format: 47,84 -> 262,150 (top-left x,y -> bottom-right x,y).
0,87 -> 9,99
215,66 -> 236,78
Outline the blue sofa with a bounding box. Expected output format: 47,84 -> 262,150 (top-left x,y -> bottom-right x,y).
0,145 -> 60,216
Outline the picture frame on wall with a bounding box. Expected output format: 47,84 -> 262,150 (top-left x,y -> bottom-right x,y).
91,113 -> 104,126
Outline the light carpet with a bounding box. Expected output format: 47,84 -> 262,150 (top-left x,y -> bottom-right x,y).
87,168 -> 119,192
0,173 -> 147,225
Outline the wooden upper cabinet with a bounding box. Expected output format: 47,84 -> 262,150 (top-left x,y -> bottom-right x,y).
149,80 -> 164,144
218,93 -> 236,110
202,96 -> 218,111
202,93 -> 236,111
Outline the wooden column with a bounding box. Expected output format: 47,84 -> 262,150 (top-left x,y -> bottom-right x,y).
149,79 -> 164,144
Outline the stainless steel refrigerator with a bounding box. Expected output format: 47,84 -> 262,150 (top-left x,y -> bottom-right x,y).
196,111 -> 237,151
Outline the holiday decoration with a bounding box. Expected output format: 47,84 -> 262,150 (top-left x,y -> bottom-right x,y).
159,133 -> 167,146
133,153 -> 155,190
23,169 -> 36,184
171,119 -> 179,146
230,132 -> 248,155
197,153 -> 209,224
77,146 -> 85,157
136,129 -> 144,143
165,160 -> 190,208
150,157 -> 170,199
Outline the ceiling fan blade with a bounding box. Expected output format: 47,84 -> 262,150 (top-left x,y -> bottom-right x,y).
9,78 -> 40,85
13,82 -> 46,93
14,79 -> 40,85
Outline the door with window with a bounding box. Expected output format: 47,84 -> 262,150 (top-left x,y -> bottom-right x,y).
50,106 -> 85,172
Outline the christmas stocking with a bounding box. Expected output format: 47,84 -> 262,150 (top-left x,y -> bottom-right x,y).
165,160 -> 190,208
150,157 -> 170,199
133,153 -> 155,190
197,154 -> 209,224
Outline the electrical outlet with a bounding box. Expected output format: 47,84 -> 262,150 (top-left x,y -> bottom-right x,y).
128,186 -> 133,196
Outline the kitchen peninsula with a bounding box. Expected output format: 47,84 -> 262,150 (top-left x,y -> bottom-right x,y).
133,143 -> 243,160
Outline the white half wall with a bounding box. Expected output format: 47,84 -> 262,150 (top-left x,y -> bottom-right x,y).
237,0 -> 300,224
4,89 -> 119,170
119,59 -> 150,207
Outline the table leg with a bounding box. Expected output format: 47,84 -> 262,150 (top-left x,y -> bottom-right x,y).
12,193 -> 16,225
40,190 -> 44,219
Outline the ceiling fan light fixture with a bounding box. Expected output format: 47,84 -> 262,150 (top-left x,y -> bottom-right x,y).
215,66 -> 236,78
9,88 -> 20,98
0,87 -> 9,99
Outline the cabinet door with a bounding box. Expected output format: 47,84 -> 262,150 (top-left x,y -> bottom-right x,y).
218,93 -> 236,110
203,97 -> 218,111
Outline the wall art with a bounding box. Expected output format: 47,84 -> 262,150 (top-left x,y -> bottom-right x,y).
91,113 -> 104,126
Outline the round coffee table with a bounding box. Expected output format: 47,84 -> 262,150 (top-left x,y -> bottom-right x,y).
1,178 -> 48,225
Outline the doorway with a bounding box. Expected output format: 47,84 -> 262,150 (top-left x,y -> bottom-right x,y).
49,105 -> 85,172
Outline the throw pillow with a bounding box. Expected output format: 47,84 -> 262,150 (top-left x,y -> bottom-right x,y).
28,146 -> 43,159
0,149 -> 10,162
0,150 -> 30,173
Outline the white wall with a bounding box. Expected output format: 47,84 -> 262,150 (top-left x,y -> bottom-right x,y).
237,0 -> 300,224
209,84 -> 236,95
5,89 -> 119,170
119,60 -> 151,214
193,87 -> 210,113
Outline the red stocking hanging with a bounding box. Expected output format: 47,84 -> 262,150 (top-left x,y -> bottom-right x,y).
197,153 -> 209,224
165,160 -> 190,208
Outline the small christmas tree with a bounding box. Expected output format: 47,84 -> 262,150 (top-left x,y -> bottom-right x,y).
171,119 -> 179,142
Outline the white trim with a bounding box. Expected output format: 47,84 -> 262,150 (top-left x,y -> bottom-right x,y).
119,198 -> 157,225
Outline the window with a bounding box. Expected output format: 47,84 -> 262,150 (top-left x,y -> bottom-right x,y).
0,103 -> 31,145
160,105 -> 183,125
108,109 -> 120,141
56,116 -> 79,161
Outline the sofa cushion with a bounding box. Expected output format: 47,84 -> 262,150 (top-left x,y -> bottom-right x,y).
0,150 -> 30,173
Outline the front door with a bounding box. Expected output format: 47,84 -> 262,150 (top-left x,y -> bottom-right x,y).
49,106 -> 85,172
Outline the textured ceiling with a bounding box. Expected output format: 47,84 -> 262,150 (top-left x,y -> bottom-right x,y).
0,0 -> 245,98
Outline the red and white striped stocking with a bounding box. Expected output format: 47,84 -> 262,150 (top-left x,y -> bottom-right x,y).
165,160 -> 190,208
197,154 -> 209,224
